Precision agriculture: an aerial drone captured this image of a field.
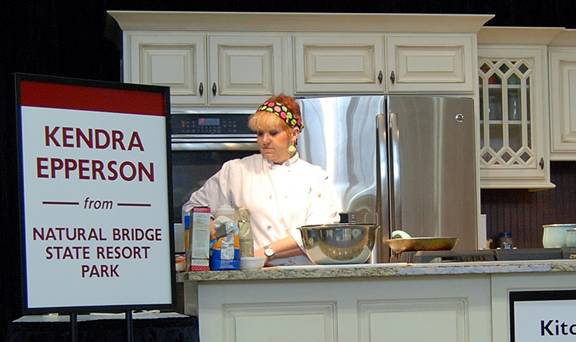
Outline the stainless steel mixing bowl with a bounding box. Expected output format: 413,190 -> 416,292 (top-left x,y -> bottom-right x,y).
298,224 -> 378,264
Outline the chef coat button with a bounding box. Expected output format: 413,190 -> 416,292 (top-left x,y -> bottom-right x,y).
267,225 -> 272,230
269,194 -> 272,199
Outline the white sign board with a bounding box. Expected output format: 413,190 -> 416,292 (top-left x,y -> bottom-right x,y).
511,291 -> 576,341
16,74 -> 174,312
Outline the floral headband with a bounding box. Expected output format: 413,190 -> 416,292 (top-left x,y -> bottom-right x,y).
258,101 -> 304,130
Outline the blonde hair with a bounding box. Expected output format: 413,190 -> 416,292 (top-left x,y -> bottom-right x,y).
248,111 -> 291,134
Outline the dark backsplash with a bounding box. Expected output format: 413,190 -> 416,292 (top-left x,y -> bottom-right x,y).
481,161 -> 576,248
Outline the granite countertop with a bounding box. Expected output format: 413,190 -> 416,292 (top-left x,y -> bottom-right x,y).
177,259 -> 576,282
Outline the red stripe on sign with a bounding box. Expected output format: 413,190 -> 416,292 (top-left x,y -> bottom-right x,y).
20,80 -> 166,116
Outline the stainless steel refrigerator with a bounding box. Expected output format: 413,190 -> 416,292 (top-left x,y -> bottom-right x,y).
297,96 -> 478,262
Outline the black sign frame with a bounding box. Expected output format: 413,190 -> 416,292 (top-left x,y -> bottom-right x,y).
510,290 -> 576,342
14,72 -> 175,314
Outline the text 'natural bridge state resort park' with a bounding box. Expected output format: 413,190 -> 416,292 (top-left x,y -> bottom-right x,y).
31,227 -> 164,277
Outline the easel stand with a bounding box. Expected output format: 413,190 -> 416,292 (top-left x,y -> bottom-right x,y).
126,310 -> 134,342
68,310 -> 135,342
70,313 -> 78,342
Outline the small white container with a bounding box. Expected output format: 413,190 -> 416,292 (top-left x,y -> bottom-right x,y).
565,228 -> 576,248
240,256 -> 266,271
542,224 -> 576,248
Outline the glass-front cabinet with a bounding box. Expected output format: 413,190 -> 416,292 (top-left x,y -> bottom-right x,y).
477,46 -> 554,189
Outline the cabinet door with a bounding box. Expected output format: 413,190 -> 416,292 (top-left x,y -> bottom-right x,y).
386,34 -> 475,93
208,34 -> 286,106
478,46 -> 554,188
293,34 -> 385,93
125,32 -> 207,106
549,47 -> 576,160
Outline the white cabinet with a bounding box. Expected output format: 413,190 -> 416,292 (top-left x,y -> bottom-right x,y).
124,32 -> 287,107
386,34 -> 476,93
549,47 -> 576,160
197,276 -> 492,342
477,45 -> 554,188
293,33 -> 476,94
208,34 -> 287,105
112,12 -> 493,106
293,34 -> 386,93
125,32 -> 206,106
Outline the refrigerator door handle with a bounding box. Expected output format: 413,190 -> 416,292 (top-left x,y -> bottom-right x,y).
388,112 -> 402,230
376,114 -> 389,230
376,113 -> 390,262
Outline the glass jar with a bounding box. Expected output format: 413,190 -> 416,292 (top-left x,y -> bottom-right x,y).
497,231 -> 514,249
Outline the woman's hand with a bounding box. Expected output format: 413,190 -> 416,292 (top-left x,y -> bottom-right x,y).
254,236 -> 303,266
254,248 -> 274,266
254,247 -> 266,258
209,218 -> 217,240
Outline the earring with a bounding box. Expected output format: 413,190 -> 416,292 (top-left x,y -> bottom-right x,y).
288,145 -> 297,155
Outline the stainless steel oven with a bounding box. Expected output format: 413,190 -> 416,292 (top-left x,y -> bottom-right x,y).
170,109 -> 259,225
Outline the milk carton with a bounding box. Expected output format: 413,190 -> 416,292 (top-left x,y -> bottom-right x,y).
187,207 -> 211,271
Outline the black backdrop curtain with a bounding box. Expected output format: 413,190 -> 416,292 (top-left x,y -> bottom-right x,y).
1,0 -> 575,340
0,1 -> 117,340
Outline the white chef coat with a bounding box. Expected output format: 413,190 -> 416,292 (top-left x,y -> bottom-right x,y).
183,153 -> 341,254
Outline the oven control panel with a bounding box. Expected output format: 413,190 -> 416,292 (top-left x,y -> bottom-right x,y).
171,114 -> 253,135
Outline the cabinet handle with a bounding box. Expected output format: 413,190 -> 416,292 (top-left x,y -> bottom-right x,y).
539,158 -> 544,170
212,82 -> 217,96
198,82 -> 203,96
390,71 -> 396,84
378,70 -> 383,84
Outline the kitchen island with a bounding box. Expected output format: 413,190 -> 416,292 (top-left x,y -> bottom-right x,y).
179,260 -> 576,342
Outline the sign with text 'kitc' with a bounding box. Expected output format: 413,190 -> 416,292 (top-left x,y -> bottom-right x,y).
15,73 -> 174,313
510,290 -> 576,341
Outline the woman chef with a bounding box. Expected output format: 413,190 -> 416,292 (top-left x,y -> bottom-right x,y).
183,95 -> 341,265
